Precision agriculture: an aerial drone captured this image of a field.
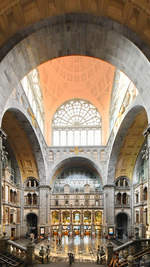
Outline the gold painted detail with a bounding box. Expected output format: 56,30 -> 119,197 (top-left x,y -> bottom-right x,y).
27,108 -> 37,128
70,147 -> 83,155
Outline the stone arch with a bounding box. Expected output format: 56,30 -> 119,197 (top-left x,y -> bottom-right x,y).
107,105 -> 148,184
1,108 -> 46,183
49,156 -> 103,186
143,187 -> 148,201
0,14 -> 150,121
0,13 -> 150,61
115,176 -> 130,188
25,177 -> 39,188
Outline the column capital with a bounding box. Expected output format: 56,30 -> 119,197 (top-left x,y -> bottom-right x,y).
103,184 -> 115,189
39,185 -> 51,190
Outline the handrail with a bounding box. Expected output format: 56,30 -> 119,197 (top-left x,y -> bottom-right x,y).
119,247 -> 150,266
113,240 -> 134,252
7,240 -> 27,251
114,238 -> 150,252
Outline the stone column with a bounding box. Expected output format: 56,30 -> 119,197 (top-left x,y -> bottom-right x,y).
70,210 -> 72,237
105,241 -> 113,265
81,209 -> 84,237
0,232 -> 9,253
25,240 -> 35,265
39,185 -> 51,235
143,126 -> 150,238
103,184 -> 115,234
59,210 -> 61,224
20,184 -> 25,238
91,210 -> 95,237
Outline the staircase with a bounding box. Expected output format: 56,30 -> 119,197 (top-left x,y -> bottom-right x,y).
119,247 -> 150,266
0,252 -> 24,266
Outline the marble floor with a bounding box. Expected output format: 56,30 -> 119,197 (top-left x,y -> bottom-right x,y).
34,235 -> 107,262
16,235 -> 108,263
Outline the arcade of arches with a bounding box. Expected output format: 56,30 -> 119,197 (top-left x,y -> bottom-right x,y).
0,0 -> 150,247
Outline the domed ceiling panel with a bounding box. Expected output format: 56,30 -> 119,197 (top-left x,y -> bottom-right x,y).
38,56 -> 115,145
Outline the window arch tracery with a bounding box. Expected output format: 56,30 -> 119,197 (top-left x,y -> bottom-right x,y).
52,99 -> 101,146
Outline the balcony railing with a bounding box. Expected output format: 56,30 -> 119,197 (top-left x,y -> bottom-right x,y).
50,203 -> 104,209
24,196 -> 39,207
115,203 -> 130,208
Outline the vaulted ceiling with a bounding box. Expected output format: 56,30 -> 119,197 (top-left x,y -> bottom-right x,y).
2,111 -> 39,181
0,0 -> 149,182
0,0 -> 150,51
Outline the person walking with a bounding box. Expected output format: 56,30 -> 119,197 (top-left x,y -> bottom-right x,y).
68,252 -> 73,266
97,245 -> 100,264
46,245 -> 50,263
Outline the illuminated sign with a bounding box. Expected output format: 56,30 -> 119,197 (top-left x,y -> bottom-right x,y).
108,227 -> 114,235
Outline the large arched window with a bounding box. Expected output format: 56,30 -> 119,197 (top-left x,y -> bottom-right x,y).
52,99 -> 101,146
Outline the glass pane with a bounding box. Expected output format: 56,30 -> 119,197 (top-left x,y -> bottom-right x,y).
74,130 -> 80,146
60,130 -> 66,146
81,130 -> 86,145
88,130 -> 94,145
95,130 -> 101,145
53,130 -> 59,146
68,131 -> 73,146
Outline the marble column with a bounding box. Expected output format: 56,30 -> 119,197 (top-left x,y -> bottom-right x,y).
103,184 -> 115,234
91,210 -> 95,237
70,210 -> 72,236
81,209 -> 84,237
39,185 -> 51,236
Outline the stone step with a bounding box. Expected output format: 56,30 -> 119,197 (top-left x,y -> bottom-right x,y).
0,253 -> 22,266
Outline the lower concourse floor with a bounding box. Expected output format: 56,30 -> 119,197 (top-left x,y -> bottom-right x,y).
17,235 -> 107,263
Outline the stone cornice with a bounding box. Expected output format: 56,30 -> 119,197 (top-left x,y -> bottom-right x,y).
39,185 -> 51,190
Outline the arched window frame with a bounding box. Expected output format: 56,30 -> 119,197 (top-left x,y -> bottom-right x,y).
52,99 -> 102,146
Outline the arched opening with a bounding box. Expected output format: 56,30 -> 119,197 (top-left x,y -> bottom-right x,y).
143,187 -> 147,201
14,191 -> 17,204
122,193 -> 127,205
136,193 -> 139,204
62,211 -> 70,224
52,157 -> 102,193
0,5 -> 150,244
116,213 -> 128,240
33,193 -> 37,205
10,190 -> 13,203
117,193 -> 121,205
2,109 -> 46,183
108,107 -> 148,184
27,193 -> 32,205
26,213 -> 38,239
